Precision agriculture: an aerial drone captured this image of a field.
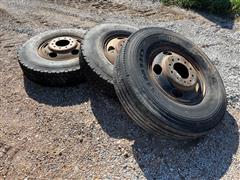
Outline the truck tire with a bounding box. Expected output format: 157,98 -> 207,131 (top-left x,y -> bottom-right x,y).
114,27 -> 227,139
18,29 -> 86,86
82,23 -> 138,96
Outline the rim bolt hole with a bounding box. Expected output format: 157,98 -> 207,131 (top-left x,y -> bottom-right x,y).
71,49 -> 79,55
163,51 -> 172,55
108,46 -> 115,52
49,52 -> 57,58
153,64 -> 162,75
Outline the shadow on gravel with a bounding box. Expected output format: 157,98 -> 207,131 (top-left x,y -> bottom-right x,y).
131,111 -> 239,179
24,77 -> 89,106
24,79 -> 239,179
90,86 -> 239,179
89,88 -> 145,140
197,11 -> 235,29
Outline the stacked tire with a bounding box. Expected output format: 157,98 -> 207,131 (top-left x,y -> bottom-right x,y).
19,29 -> 86,86
18,24 -> 226,139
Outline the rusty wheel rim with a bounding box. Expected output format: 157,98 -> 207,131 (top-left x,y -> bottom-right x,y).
38,36 -> 81,61
103,36 -> 128,64
149,51 -> 206,105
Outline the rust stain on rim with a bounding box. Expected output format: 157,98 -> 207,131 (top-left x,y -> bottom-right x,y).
150,51 -> 206,105
103,37 -> 127,64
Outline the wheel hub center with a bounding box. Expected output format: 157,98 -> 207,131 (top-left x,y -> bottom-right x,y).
151,51 -> 204,104
161,53 -> 198,90
49,37 -> 78,52
38,36 -> 81,61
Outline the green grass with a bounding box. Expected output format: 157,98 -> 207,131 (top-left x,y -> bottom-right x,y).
160,0 -> 240,16
231,0 -> 240,14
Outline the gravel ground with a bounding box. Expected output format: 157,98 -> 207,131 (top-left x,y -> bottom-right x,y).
0,0 -> 240,179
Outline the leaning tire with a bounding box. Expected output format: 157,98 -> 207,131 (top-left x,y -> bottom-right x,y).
18,29 -> 86,86
81,23 -> 138,95
114,27 -> 226,139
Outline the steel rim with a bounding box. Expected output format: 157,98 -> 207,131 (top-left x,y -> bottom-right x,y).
149,51 -> 206,105
38,36 -> 81,61
103,36 -> 128,64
